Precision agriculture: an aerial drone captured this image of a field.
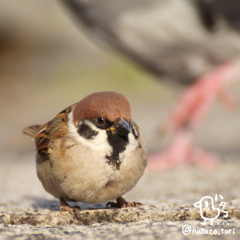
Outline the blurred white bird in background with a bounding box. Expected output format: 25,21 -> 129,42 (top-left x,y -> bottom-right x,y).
60,0 -> 240,170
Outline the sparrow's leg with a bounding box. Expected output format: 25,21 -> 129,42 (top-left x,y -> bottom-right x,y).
107,197 -> 142,208
148,61 -> 240,171
59,197 -> 81,214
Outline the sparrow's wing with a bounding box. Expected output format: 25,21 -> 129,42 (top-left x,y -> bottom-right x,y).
22,125 -> 42,138
33,103 -> 76,156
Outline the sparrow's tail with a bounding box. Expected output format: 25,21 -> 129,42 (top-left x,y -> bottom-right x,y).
22,125 -> 41,138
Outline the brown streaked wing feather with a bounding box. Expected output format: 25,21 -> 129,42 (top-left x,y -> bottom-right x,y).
34,103 -> 76,156
22,125 -> 42,138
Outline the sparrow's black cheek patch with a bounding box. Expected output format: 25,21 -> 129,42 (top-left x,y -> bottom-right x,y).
78,123 -> 98,139
130,122 -> 138,140
132,128 -> 138,140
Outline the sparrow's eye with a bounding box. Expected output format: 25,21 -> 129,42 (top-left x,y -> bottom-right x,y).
97,117 -> 105,125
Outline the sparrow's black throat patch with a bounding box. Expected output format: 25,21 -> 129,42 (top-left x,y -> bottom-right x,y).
78,118 -> 131,170
106,131 -> 129,170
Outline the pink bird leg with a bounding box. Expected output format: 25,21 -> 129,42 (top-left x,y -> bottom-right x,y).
147,60 -> 240,171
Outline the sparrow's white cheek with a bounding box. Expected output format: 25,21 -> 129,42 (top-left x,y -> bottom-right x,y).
67,111 -> 112,154
119,132 -> 139,162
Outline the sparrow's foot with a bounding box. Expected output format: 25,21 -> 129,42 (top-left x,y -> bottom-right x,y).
59,197 -> 81,214
107,197 -> 142,208
147,129 -> 219,172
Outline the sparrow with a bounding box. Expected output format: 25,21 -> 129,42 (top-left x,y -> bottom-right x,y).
23,91 -> 147,213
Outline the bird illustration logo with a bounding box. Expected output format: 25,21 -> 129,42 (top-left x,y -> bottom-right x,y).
194,194 -> 228,225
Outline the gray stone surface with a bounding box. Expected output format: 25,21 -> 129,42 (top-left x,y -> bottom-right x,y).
0,220 -> 239,240
0,205 -> 240,225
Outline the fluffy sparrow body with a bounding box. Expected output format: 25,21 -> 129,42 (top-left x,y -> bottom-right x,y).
23,91 -> 147,212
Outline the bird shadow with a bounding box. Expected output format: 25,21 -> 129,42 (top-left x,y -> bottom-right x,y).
22,195 -> 108,211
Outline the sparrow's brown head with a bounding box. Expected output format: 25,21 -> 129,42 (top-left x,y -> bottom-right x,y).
72,91 -> 131,126
71,91 -> 139,170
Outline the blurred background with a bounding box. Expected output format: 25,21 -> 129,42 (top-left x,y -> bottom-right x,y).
0,0 -> 240,166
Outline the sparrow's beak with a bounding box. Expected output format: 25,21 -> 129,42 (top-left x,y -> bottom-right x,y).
108,118 -> 130,137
